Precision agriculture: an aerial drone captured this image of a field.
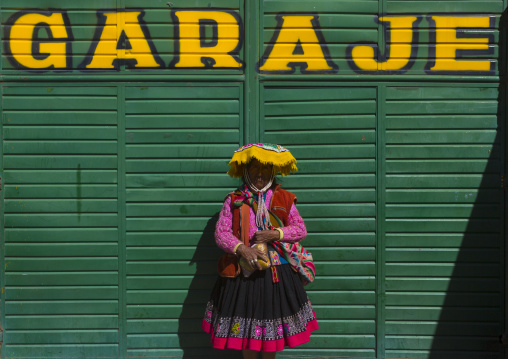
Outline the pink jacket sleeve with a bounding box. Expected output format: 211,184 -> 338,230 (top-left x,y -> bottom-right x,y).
215,196 -> 242,254
280,204 -> 307,243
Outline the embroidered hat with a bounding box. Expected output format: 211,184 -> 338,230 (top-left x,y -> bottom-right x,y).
227,143 -> 298,178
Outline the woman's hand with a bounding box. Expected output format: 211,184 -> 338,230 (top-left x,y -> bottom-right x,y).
252,230 -> 279,244
236,244 -> 268,271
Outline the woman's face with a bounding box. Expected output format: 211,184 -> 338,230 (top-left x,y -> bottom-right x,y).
247,159 -> 273,189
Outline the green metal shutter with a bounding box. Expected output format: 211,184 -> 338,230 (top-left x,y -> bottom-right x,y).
383,85 -> 504,359
124,83 -> 242,358
261,84 -> 378,358
1,85 -> 119,358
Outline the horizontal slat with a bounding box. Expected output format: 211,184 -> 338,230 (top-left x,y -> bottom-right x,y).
125,86 -> 239,99
385,336 -> 499,351
5,316 -> 118,330
386,115 -> 499,130
265,130 -> 376,145
3,156 -> 118,169
386,160 -> 500,173
5,170 -> 117,184
3,141 -> 117,155
126,144 -> 238,158
264,87 -> 376,102
5,213 -> 118,227
386,145 -> 497,159
5,199 -> 118,213
267,145 -> 376,159
386,101 -> 498,115
385,218 -> 500,233
6,243 -> 118,257
5,185 -> 118,199
5,300 -> 118,315
126,100 -> 239,114
126,115 -> 239,129
6,330 -> 118,345
385,307 -> 501,321
386,87 -> 498,100
2,87 -> 117,96
6,273 -> 118,286
386,249 -> 500,263
2,97 -> 117,110
386,263 -> 500,278
265,101 -> 376,116
386,130 -> 498,144
385,233 -> 500,248
5,287 -> 118,300
5,258 -> 118,272
386,204 -> 501,218
386,278 -> 500,291
3,345 -> 119,358
125,129 -> 239,144
5,228 -> 118,243
265,115 -> 376,130
126,174 -> 240,188
3,111 -> 117,125
4,126 -> 118,140
385,321 -> 501,336
385,292 -> 500,307
386,189 -> 500,203
386,174 -> 498,188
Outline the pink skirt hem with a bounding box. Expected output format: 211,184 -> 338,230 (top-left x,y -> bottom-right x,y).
202,311 -> 319,352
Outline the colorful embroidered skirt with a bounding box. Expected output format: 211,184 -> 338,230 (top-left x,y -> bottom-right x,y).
202,264 -> 318,352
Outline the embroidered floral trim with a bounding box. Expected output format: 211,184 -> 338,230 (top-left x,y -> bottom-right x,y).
203,300 -> 316,341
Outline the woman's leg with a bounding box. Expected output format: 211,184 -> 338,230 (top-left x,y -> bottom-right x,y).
242,349 -> 259,359
261,351 -> 276,359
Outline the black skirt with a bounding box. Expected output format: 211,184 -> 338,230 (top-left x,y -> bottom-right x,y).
202,264 -> 318,352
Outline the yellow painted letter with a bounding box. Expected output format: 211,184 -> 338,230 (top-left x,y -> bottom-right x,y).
348,16 -> 421,73
258,14 -> 337,73
426,16 -> 494,73
5,11 -> 73,70
81,10 -> 164,69
170,10 -> 243,69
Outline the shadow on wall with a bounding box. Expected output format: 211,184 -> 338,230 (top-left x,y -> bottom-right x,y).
428,9 -> 507,359
177,213 -> 242,359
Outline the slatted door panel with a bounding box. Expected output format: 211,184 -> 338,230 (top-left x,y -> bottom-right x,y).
1,85 -> 120,358
124,83 -> 242,357
383,85 -> 503,359
261,85 -> 377,358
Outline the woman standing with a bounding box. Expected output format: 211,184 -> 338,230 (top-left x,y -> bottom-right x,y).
202,143 -> 318,358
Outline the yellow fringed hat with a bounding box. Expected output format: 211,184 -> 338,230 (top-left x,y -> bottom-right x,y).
227,143 -> 298,178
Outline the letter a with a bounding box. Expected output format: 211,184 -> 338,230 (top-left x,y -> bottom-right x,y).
81,10 -> 164,70
258,14 -> 338,73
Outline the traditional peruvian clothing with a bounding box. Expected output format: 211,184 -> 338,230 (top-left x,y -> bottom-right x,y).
202,143 -> 318,352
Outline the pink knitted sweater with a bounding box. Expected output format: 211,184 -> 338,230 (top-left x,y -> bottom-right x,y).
215,189 -> 307,254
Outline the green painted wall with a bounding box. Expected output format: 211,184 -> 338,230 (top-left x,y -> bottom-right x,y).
0,1 -> 506,358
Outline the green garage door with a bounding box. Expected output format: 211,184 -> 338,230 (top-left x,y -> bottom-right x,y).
0,0 -> 506,357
